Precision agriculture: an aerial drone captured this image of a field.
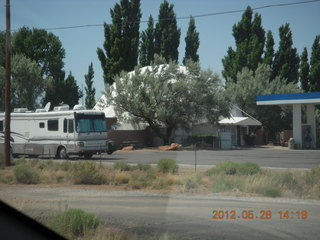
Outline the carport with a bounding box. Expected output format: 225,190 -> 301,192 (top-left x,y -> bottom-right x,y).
256,92 -> 320,149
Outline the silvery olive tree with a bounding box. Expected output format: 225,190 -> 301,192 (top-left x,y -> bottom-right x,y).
102,56 -> 229,144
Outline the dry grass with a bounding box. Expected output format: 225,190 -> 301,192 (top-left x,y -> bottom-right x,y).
1,158 -> 319,200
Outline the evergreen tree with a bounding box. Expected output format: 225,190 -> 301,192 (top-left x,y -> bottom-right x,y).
154,0 -> 181,62
263,30 -> 274,66
139,15 -> 155,67
183,16 -> 200,65
97,0 -> 141,85
222,6 -> 265,84
299,48 -> 310,92
272,23 -> 300,84
63,72 -> 82,108
309,35 -> 320,92
85,63 -> 96,109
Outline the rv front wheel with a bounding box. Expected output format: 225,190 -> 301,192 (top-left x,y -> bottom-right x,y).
57,147 -> 68,159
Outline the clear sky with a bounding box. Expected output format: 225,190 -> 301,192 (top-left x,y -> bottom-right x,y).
1,0 -> 320,104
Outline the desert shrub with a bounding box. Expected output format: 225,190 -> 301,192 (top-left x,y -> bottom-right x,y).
157,158 -> 178,174
306,166 -> 320,186
206,162 -> 260,176
114,162 -> 132,171
129,172 -> 156,189
137,163 -> 151,171
184,174 -> 202,190
238,162 -> 261,175
48,208 -> 99,239
14,164 -> 40,184
113,172 -> 130,185
14,158 -> 27,166
274,171 -> 298,188
260,186 -> 281,198
71,161 -> 107,185
212,175 -> 245,193
59,161 -> 72,171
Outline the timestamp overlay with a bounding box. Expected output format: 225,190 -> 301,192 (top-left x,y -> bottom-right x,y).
204,198 -> 320,240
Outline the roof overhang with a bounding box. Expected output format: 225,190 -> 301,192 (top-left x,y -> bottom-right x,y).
219,117 -> 262,126
256,92 -> 320,106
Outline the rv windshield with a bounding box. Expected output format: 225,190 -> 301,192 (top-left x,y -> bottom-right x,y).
75,114 -> 107,133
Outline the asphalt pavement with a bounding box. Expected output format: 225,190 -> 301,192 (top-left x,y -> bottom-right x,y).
1,186 -> 319,240
92,147 -> 320,169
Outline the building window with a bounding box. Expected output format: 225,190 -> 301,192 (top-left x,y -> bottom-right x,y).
48,120 -> 59,131
39,122 -> 45,128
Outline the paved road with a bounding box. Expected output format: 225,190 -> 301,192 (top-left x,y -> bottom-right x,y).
1,186 -> 319,240
91,147 -> 320,169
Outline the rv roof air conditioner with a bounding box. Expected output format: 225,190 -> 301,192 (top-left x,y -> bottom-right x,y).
73,105 -> 85,110
14,108 -> 28,113
35,109 -> 47,113
53,104 -> 70,111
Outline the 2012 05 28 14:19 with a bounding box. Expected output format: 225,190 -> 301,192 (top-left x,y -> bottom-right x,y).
211,210 -> 309,220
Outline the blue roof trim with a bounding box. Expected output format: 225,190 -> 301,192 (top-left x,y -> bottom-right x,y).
256,92 -> 320,102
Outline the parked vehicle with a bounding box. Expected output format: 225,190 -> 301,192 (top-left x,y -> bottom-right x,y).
0,104 -> 113,159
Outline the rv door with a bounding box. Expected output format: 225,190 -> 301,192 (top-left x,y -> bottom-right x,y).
63,119 -> 75,152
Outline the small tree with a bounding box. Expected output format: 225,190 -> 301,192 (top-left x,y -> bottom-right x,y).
63,72 -> 82,108
226,64 -> 301,138
84,62 -> 96,109
103,56 -> 229,143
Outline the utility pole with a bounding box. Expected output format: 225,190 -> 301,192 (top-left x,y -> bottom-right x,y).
4,0 -> 11,166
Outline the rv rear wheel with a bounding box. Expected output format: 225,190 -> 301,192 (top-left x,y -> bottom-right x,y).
57,147 -> 68,159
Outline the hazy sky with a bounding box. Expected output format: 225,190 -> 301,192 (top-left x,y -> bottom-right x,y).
2,0 -> 320,103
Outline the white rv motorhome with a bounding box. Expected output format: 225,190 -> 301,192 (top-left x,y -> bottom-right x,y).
0,105 -> 112,159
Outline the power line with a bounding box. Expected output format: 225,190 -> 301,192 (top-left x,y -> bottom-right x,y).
9,0 -> 320,31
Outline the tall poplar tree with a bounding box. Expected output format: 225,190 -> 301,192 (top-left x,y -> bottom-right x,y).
299,48 -> 310,92
309,35 -> 320,92
139,15 -> 155,67
263,30 -> 275,66
272,23 -> 300,84
85,62 -> 96,109
222,6 -> 265,84
97,0 -> 141,85
154,0 -> 181,62
183,16 -> 200,65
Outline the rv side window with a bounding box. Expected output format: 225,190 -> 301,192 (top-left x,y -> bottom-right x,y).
39,122 -> 45,128
63,119 -> 67,133
68,119 -> 74,133
0,121 -> 3,131
48,120 -> 59,131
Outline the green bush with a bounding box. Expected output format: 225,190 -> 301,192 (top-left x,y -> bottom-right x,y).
114,162 -> 132,171
71,161 -> 107,185
239,162 -> 261,175
205,161 -> 260,176
48,208 -> 99,239
14,164 -> 40,184
137,163 -> 151,171
157,158 -> 179,174
261,186 -> 281,198
212,176 -> 245,193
